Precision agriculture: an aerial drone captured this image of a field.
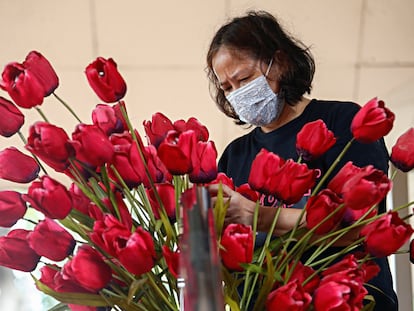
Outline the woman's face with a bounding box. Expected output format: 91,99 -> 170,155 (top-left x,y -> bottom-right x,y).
211,46 -> 279,96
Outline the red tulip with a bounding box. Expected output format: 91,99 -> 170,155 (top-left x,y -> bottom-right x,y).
265,280 -> 312,311
162,245 -> 180,278
390,127 -> 414,172
158,130 -> 195,175
70,124 -> 114,168
69,183 -> 92,215
28,218 -> 76,261
287,261 -> 320,294
296,119 -> 336,161
38,264 -> 90,293
341,165 -> 391,211
62,245 -> 112,292
410,239 -> 414,264
236,183 -> 260,202
90,214 -> 131,257
110,131 -> 169,188
313,272 -> 367,311
248,148 -> 285,195
116,227 -> 156,276
220,223 -> 253,271
173,117 -> 209,142
144,145 -> 172,186
351,97 -> 395,143
85,57 -> 127,103
143,112 -> 175,147
322,254 -> 379,283
0,51 -> 58,108
306,189 -> 344,234
360,211 -> 414,257
0,96 -> 24,137
23,176 -> 72,219
0,229 -> 40,272
147,183 -> 176,219
249,150 -> 318,205
0,62 -> 45,108
0,147 -> 39,183
92,102 -> 127,135
327,161 -> 361,194
208,172 -> 235,190
189,140 -> 218,183
26,121 -> 74,172
0,190 -> 27,227
23,50 -> 59,96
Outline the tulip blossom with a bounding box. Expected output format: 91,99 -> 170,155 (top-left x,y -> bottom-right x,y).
360,211 -> 414,257
69,183 -> 91,215
248,148 -> 285,193
0,229 -> 40,272
162,245 -> 180,278
0,96 -> 24,137
158,130 -> 195,175
70,124 -> 115,168
110,132 -> 169,188
296,119 -> 336,161
313,273 -> 367,311
143,112 -> 175,147
327,161 -> 361,194
236,183 -> 260,202
208,172 -> 235,190
28,218 -> 76,261
92,102 -> 127,135
0,147 -> 39,183
0,190 -> 27,227
90,214 -> 131,257
0,62 -> 45,108
322,254 -> 379,283
38,264 -> 90,294
265,280 -> 312,311
23,50 -> 59,96
390,127 -> 414,172
62,245 -> 112,292
249,149 -> 318,205
26,121 -> 74,172
173,117 -> 209,142
23,176 -> 72,219
189,140 -> 218,183
116,227 -> 156,276
147,183 -> 176,219
306,189 -> 344,234
341,165 -> 391,211
85,57 -> 127,103
287,261 -> 320,294
220,223 -> 253,271
351,97 -> 395,143
0,51 -> 58,108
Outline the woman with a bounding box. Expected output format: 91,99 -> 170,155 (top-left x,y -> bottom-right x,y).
206,10 -> 397,310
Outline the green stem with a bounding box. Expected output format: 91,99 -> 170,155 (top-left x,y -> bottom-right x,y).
312,137 -> 355,195
35,107 -> 49,123
53,92 -> 82,123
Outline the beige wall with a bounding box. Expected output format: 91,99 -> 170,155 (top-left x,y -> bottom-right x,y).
0,0 -> 413,309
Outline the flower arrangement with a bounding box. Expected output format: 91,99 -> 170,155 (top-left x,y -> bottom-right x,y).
0,50 -> 413,311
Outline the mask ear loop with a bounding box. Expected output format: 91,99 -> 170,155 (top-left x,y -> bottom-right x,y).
265,58 -> 274,77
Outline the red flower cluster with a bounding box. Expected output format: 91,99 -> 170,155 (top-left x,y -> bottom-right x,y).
0,50 -> 413,311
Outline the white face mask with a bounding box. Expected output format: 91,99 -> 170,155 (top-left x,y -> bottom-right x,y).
226,60 -> 284,127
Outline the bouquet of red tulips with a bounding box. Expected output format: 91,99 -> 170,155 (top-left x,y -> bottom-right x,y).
0,51 -> 413,311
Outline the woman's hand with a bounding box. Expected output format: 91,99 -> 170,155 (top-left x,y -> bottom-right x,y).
208,183 -> 256,227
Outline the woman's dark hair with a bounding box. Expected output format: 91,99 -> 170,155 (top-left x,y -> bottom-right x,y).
206,10 -> 315,123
